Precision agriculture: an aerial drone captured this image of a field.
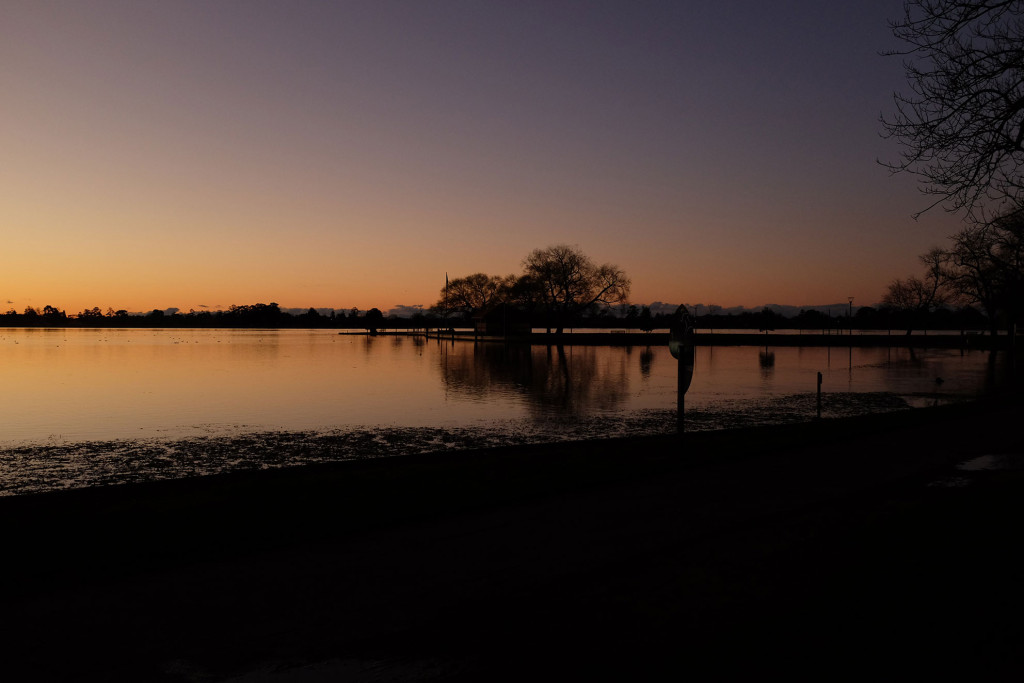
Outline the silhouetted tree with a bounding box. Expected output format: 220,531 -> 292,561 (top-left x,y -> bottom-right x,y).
522,244 -> 631,334
502,274 -> 544,314
883,248 -> 953,333
638,305 -> 654,332
883,1 -> 1024,219
42,305 -> 65,320
364,307 -> 384,333
854,306 -> 879,329
943,208 -> 1024,334
793,309 -> 830,330
759,307 -> 781,331
435,273 -> 511,319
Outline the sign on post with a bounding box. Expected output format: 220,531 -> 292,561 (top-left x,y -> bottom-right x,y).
669,305 -> 695,433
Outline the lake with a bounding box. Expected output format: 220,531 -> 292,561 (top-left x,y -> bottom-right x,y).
0,327 -> 1009,494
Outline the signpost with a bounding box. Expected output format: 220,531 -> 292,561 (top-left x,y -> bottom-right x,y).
669,305 -> 696,433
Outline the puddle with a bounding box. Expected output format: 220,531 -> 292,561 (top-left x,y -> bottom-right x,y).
956,454 -> 1024,472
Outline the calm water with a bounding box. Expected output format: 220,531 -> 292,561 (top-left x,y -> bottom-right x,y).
0,328 -> 1008,494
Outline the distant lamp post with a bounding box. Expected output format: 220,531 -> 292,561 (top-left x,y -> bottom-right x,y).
669,305 -> 696,434
848,297 -> 854,336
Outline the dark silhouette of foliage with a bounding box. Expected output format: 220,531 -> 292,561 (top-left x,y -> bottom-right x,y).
638,306 -> 654,332
892,206 -> 1023,335
522,244 -> 631,334
42,305 -> 66,320
944,209 -> 1024,333
364,307 -> 385,333
883,248 -> 952,333
883,0 -> 1024,219
434,273 -> 512,320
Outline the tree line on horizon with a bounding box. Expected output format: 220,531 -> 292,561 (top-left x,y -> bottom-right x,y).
0,302 -> 394,330
883,208 -> 1022,337
0,245 -> 635,334
0,234 -> 1001,333
435,245 -> 992,334
0,297 -> 991,333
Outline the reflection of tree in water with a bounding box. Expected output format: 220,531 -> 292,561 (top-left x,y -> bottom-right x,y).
639,346 -> 654,378
983,350 -> 1015,395
361,336 -> 377,355
759,349 -> 775,380
439,343 -> 631,417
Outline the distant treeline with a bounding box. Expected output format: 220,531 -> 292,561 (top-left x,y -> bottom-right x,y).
687,304 -> 990,333
1,301 -> 993,333
1,303 -> 390,330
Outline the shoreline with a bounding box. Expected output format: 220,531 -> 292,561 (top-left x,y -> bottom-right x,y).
3,396 -> 1023,679
1,390 -> 957,498
4,324 -> 1014,349
430,330 -> 1013,348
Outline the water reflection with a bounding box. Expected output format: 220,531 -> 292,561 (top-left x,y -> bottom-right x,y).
758,349 -> 775,380
639,346 -> 655,378
439,342 -> 631,416
0,328 -> 1011,450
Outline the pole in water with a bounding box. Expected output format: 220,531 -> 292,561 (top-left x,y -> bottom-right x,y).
669,305 -> 695,436
816,371 -> 823,419
677,355 -> 686,433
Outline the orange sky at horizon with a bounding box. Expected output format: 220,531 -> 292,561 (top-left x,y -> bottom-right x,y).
2,1 -> 967,316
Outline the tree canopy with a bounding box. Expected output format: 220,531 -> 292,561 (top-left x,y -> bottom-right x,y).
884,205 -> 1023,334
522,244 -> 631,333
883,249 -> 952,332
434,245 -> 631,333
882,0 -> 1024,220
944,207 -> 1024,331
437,273 -> 511,318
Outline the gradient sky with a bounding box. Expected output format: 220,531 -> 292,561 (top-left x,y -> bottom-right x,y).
1,0 -> 964,314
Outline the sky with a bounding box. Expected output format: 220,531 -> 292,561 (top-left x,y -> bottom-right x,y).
1,0 -> 965,315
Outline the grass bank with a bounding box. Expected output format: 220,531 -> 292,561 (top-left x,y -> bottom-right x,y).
2,396 -> 1022,680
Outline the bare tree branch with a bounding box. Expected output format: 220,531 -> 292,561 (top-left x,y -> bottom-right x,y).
882,1 -> 1024,220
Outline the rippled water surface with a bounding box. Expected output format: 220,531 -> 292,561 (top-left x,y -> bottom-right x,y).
0,328 -> 1009,494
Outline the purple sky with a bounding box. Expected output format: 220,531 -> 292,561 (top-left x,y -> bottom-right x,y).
1,1 -> 961,313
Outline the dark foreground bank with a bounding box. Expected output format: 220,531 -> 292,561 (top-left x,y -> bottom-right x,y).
2,398 -> 1023,681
